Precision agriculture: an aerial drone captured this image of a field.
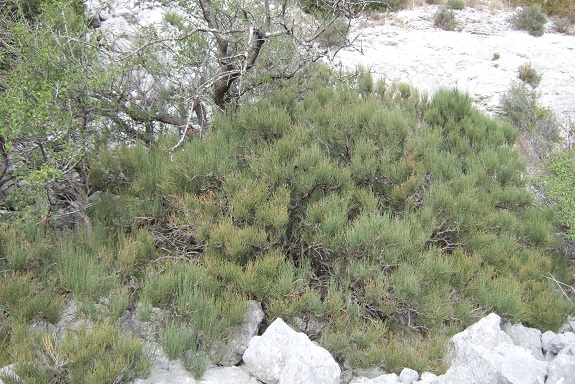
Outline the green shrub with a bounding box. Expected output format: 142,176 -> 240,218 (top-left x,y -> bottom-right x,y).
554,14 -> 575,34
510,0 -> 575,18
501,81 -> 560,158
434,7 -> 458,31
11,324 -> 149,384
543,148 -> 575,242
447,0 -> 466,10
511,5 -> 548,36
317,17 -> 349,48
518,62 -> 542,87
3,69 -> 573,375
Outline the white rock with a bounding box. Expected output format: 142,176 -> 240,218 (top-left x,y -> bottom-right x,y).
350,373 -> 401,383
502,322 -> 544,360
132,360 -> 197,384
243,318 -> 340,384
399,367 -> 419,383
0,365 -> 17,384
133,364 -> 257,384
546,346 -> 575,384
417,372 -> 439,384
546,333 -> 575,354
543,330 -> 558,359
200,366 -> 258,384
445,313 -> 548,384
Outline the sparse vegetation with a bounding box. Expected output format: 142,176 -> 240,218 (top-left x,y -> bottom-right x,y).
543,147 -> 575,242
501,81 -> 560,159
511,5 -> 548,36
434,6 -> 458,30
447,0 -> 466,10
317,17 -> 350,48
510,0 -> 575,18
554,14 -> 575,34
518,62 -> 542,88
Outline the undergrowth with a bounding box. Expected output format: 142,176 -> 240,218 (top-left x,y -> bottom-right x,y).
0,69 -> 573,377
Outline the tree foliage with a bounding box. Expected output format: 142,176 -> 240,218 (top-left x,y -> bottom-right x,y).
0,0 -> 100,219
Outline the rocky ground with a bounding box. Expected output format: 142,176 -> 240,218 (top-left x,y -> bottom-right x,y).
2,300 -> 574,383
334,3 -> 575,124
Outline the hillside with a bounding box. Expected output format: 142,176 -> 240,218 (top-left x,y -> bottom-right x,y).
1,0 -> 575,383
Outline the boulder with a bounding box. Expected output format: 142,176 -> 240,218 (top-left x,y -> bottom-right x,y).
444,313 -> 548,384
543,332 -> 575,355
350,373 -> 400,383
399,368 -> 419,384
243,318 -> 340,384
417,372 -> 439,384
546,346 -> 575,384
501,322 -> 544,360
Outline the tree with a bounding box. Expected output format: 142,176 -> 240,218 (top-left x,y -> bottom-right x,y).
0,0 -> 99,224
0,0 -> 365,220
94,0 -> 361,142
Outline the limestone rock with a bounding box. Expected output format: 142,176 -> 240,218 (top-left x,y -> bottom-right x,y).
0,365 -> 17,384
546,346 -> 575,384
444,313 -> 548,384
399,368 -> 419,384
350,373 -> 400,383
200,366 -> 258,384
133,363 -> 257,384
132,360 -> 196,384
334,6 -> 575,124
417,372 -> 439,384
544,332 -> 575,355
243,318 -> 340,384
502,322 -> 544,359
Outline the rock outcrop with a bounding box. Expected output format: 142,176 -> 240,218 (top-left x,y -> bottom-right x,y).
243,318 -> 341,384
349,313 -> 575,384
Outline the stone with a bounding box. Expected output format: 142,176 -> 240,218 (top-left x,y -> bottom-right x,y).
543,330 -> 558,359
215,300 -> 264,366
54,299 -> 90,340
199,366 -> 258,384
444,313 -> 548,384
437,365 -> 476,384
350,373 -> 400,383
417,372 -> 438,384
0,365 -> 17,384
133,363 -> 257,384
243,318 -> 340,384
546,346 -> 575,384
502,322 -> 544,360
353,368 -> 388,379
546,333 -> 575,354
132,360 -> 196,384
399,368 -> 419,384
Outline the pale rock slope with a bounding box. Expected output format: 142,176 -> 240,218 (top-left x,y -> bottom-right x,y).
334,5 -> 575,123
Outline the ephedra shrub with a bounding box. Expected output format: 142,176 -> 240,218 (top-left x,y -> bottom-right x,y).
151,71 -> 572,371
2,68 -> 572,376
